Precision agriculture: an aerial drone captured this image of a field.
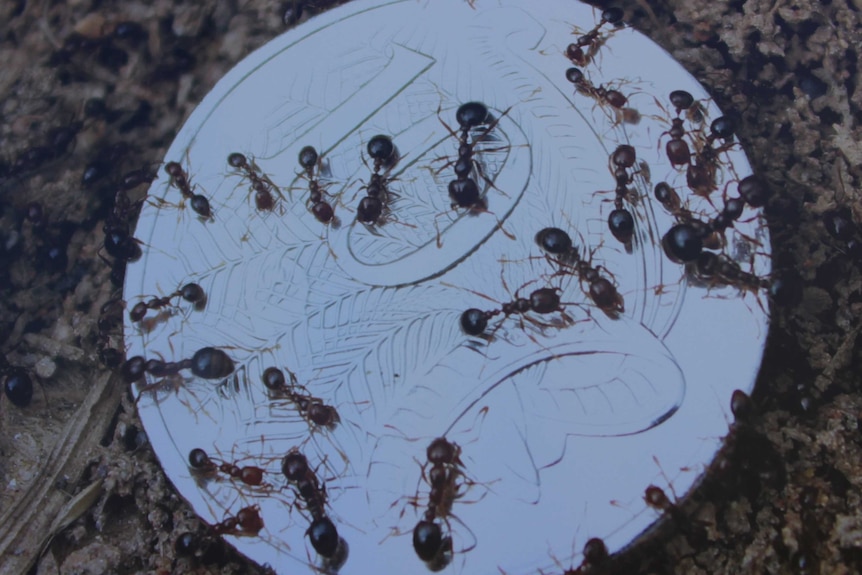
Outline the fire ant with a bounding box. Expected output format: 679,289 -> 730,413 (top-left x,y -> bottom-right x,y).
210,505 -> 264,537
565,7 -> 624,68
261,367 -> 340,431
534,227 -> 624,318
565,67 -> 639,124
101,188 -> 144,286
128,282 -> 206,323
436,101 -> 510,212
297,146 -> 338,225
654,181 -> 749,253
120,347 -> 235,384
459,280 -> 576,339
227,152 -> 285,213
562,537 -> 611,574
412,437 -> 475,570
164,161 -> 214,220
602,144 -> 639,253
188,447 -> 269,488
281,448 -> 347,566
356,135 -> 399,226
2,359 -> 35,408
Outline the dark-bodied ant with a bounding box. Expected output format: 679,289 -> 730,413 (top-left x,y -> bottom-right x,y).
128,282 -> 206,323
562,537 -> 611,575
602,144 -> 638,253
281,448 -> 348,566
437,101 -> 510,212
2,359 -> 35,408
6,121 -> 83,178
534,227 -> 624,318
188,447 -> 268,488
261,367 -> 340,431
565,67 -> 639,124
227,153 -> 285,213
297,146 -> 337,225
412,437 -> 476,570
659,175 -> 769,264
101,188 -> 144,286
356,135 -> 399,226
120,347 -> 235,385
210,505 -> 264,537
565,7 -> 624,68
654,181 -> 747,253
164,161 -> 214,220
459,279 -> 577,340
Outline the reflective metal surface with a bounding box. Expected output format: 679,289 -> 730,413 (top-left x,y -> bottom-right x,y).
124,0 -> 770,573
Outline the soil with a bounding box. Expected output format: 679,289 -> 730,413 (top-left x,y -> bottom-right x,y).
1,1 -> 861,574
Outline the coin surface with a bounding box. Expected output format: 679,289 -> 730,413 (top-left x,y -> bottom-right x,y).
124,0 -> 770,573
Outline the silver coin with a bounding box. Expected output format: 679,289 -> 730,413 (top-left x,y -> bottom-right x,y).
124,0 -> 770,573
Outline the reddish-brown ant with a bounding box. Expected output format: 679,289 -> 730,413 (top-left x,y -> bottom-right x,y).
298,146 -> 338,225
412,437 -> 477,570
128,282 -> 206,323
210,505 -> 264,537
565,67 -> 639,124
261,367 -> 340,431
565,7 -> 624,68
281,448 -> 347,564
164,161 -> 214,220
227,152 -> 285,213
188,447 -> 268,488
534,227 -> 624,318
356,135 -> 399,226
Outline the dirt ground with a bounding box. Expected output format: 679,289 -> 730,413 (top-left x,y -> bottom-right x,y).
1,1 -> 861,574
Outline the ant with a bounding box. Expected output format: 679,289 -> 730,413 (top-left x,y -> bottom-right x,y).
281,448 -> 347,565
2,358 -> 35,408
565,67 -> 639,124
7,121 -> 83,177
459,279 -> 576,339
188,447 -> 268,488
602,144 -> 639,253
534,227 -> 624,318
654,181 -> 749,252
210,505 -> 264,537
164,161 -> 214,220
101,188 -> 144,286
261,367 -> 340,431
356,135 -> 399,226
297,146 -> 337,225
227,152 -> 285,213
120,347 -> 235,384
562,537 -> 610,575
128,282 -> 206,323
437,101 -> 510,212
412,437 -> 474,570
565,7 -> 624,68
